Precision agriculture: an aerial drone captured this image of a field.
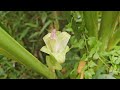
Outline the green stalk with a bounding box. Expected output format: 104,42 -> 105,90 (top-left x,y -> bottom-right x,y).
107,26 -> 120,50
0,27 -> 56,79
83,11 -> 98,38
98,11 -> 119,51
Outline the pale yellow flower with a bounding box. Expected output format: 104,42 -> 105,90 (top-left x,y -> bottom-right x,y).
40,29 -> 71,63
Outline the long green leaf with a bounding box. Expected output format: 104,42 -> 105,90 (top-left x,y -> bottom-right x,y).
98,11 -> 119,51
107,26 -> 120,50
83,11 -> 98,38
0,27 -> 56,79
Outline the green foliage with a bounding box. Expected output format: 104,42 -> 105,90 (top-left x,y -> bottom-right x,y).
0,11 -> 120,79
60,11 -> 120,79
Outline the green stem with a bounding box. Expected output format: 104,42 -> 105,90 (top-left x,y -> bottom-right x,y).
0,27 -> 56,79
99,57 -> 109,69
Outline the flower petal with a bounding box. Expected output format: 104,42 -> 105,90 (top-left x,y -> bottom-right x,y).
43,33 -> 53,52
50,31 -> 61,53
40,46 -> 51,54
52,46 -> 70,63
53,53 -> 66,63
57,32 -> 71,53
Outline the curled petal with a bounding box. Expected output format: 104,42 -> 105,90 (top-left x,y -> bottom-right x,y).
43,33 -> 52,52
40,46 -> 51,54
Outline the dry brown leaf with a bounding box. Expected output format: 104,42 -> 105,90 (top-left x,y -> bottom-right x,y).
77,60 -> 86,74
80,71 -> 84,79
77,60 -> 86,79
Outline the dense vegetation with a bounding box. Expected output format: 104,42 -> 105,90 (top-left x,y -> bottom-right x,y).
0,11 -> 120,79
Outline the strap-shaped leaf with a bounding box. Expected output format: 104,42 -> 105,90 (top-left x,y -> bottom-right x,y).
83,11 -> 98,38
0,27 -> 56,79
99,11 -> 119,51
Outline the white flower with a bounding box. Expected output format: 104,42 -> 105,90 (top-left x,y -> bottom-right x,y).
40,29 -> 71,63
